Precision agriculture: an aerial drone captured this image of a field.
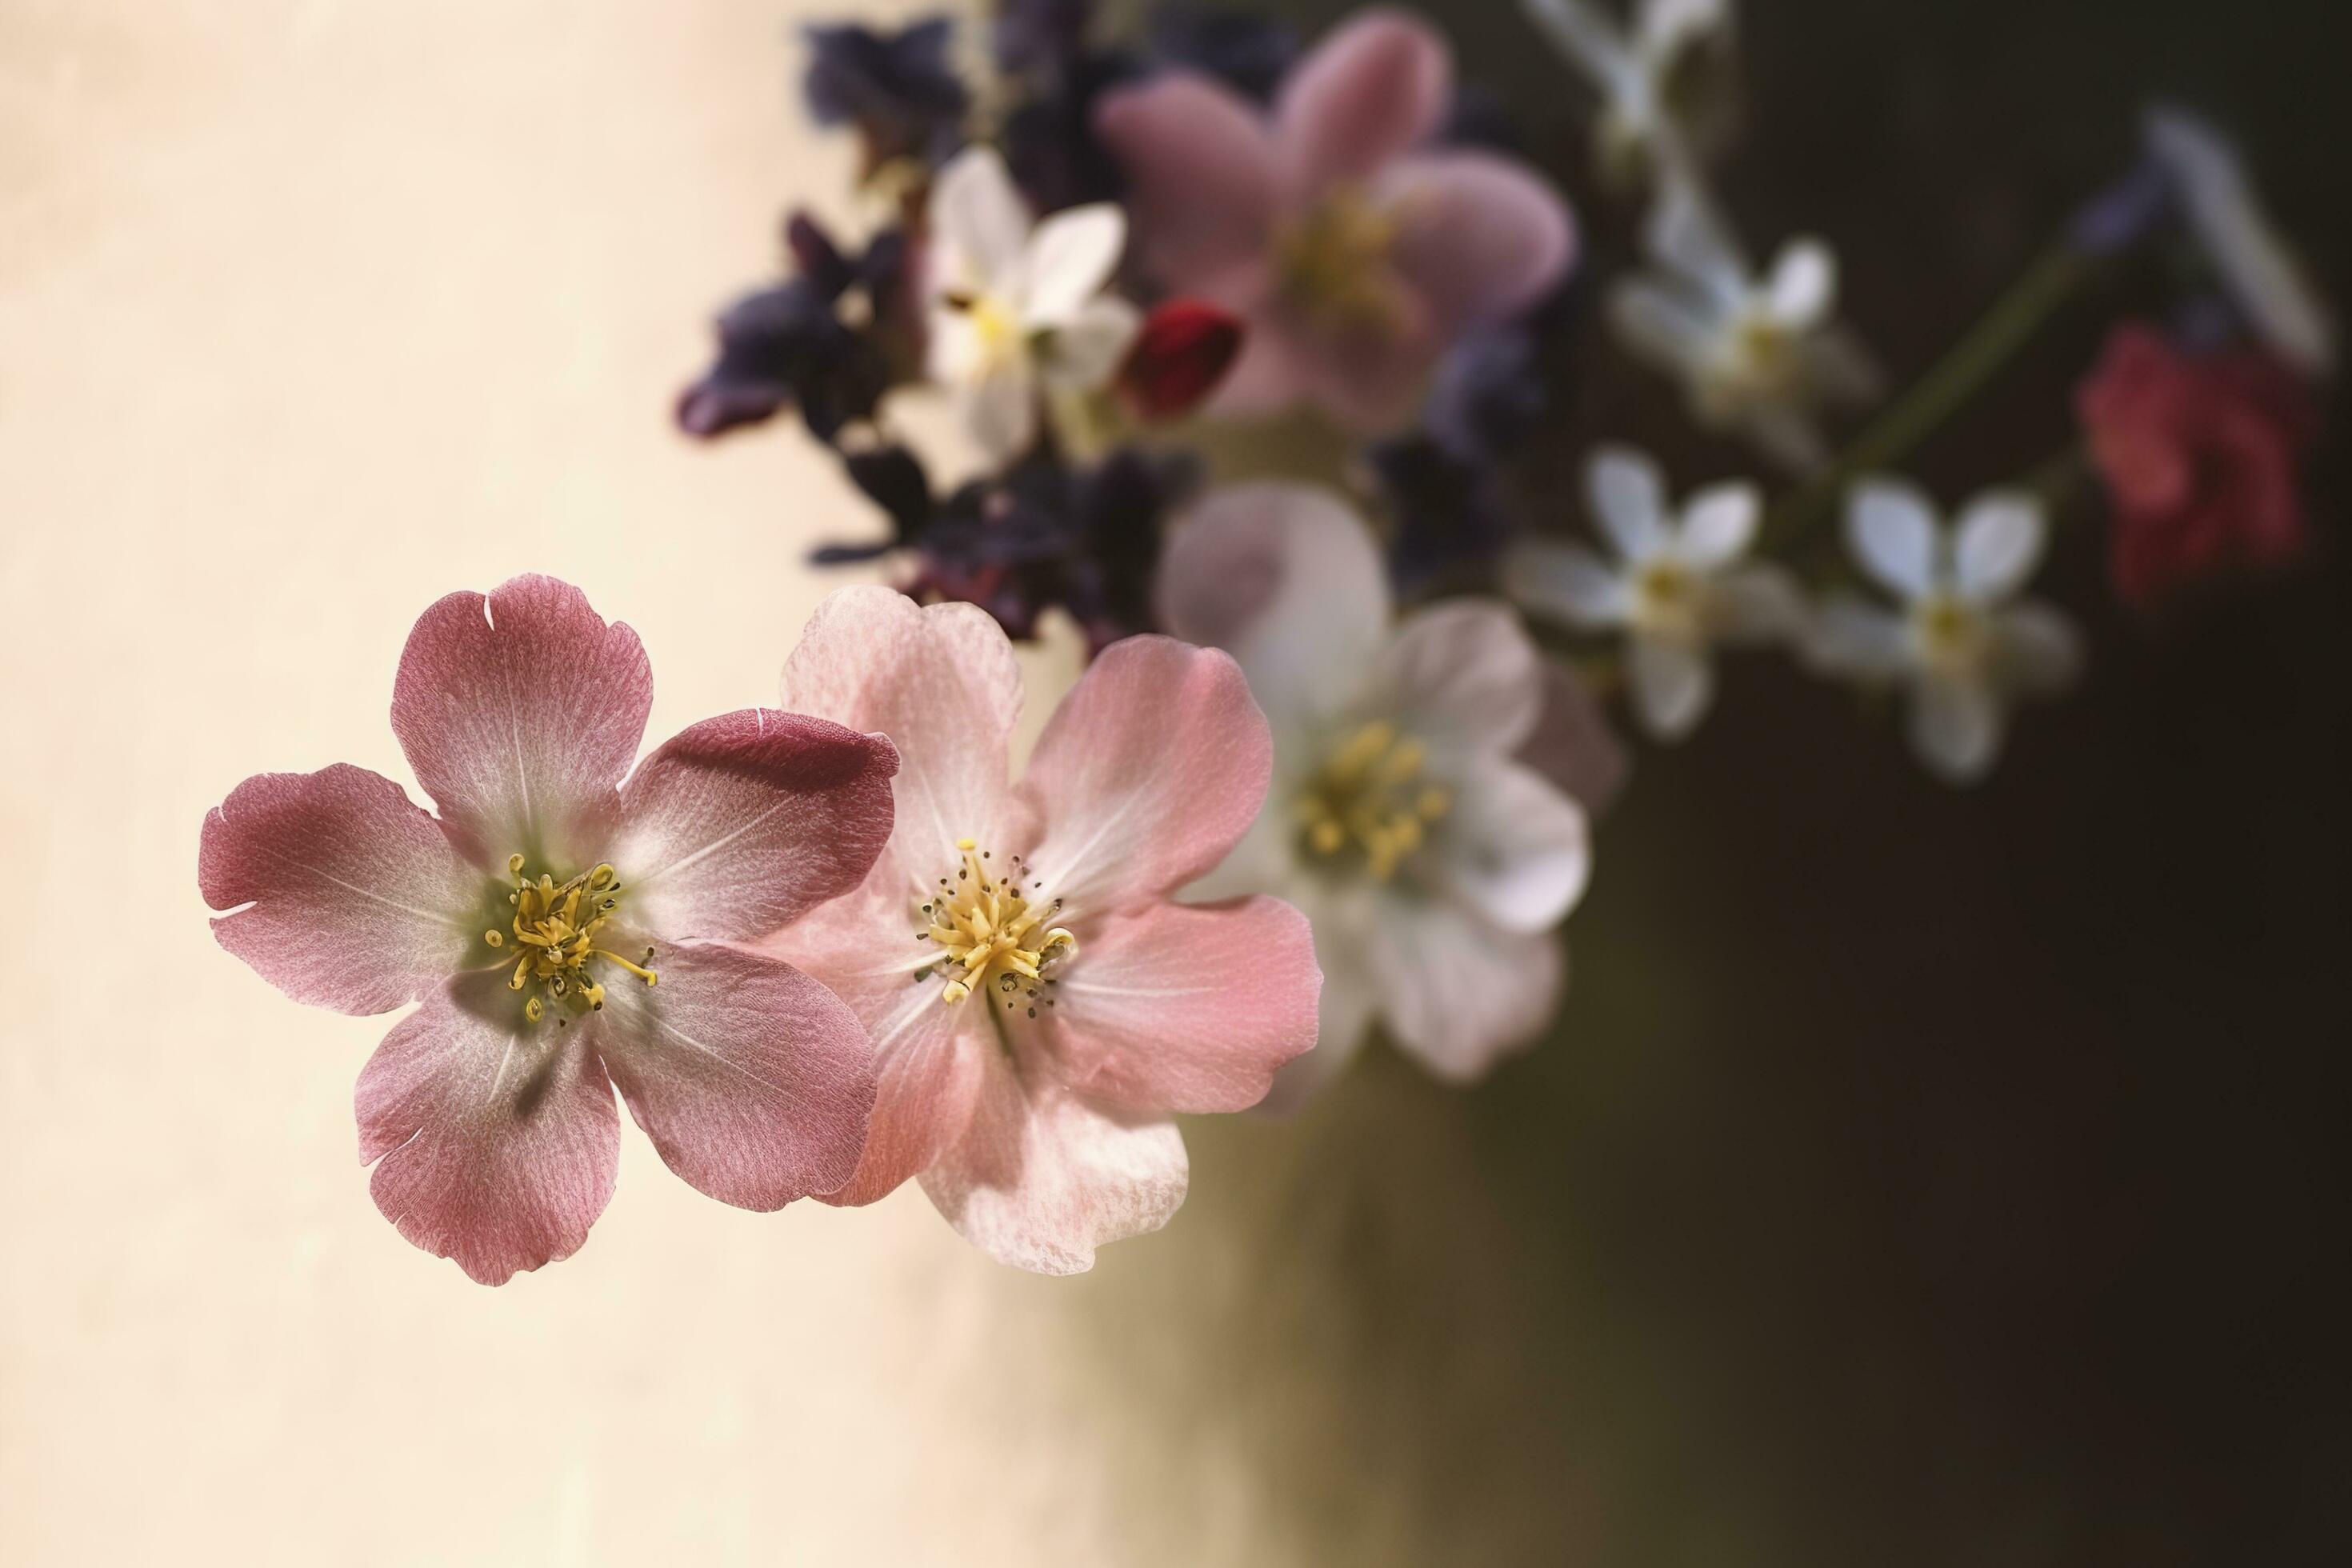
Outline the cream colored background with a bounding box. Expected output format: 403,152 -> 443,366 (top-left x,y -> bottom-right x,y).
0,2 -> 1586,1563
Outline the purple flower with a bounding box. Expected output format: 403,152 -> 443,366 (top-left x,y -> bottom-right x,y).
1094,10 -> 1577,434
802,18 -> 970,174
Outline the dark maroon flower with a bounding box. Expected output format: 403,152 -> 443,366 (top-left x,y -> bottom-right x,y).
2076,323 -> 2319,610
1115,299 -> 1246,422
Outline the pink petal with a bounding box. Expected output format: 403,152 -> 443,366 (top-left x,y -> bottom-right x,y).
1289,291 -> 1443,434
390,574 -> 653,867
595,942 -> 878,1211
355,976 -> 620,1286
917,1054 -> 1189,1275
1370,898 -> 1562,1082
1518,658 -> 1633,818
200,764 -> 482,1015
1094,74 -> 1281,290
608,709 -> 898,944
1370,599 -> 1547,757
778,587 -> 1026,895
1017,636 -> 1272,913
761,904 -> 989,1208
1382,152 -> 1577,334
1156,482 -> 1390,731
1201,303 -> 1318,418
1043,896 -> 1320,1114
1274,10 -> 1453,197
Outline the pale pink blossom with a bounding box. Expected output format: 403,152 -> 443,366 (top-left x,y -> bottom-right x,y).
1094,10 -> 1576,434
199,575 -> 898,1284
764,588 -> 1320,1274
1158,486 -> 1593,1104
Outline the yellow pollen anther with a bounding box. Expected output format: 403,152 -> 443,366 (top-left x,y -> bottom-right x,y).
494,854 -> 657,1023
1276,186 -> 1406,335
918,841 -> 1074,1010
1298,721 -> 1452,882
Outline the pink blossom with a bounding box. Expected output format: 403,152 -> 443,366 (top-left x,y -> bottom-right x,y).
763,588 -> 1321,1274
198,575 -> 899,1284
1094,10 -> 1577,434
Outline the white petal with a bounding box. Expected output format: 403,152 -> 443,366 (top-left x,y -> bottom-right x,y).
1806,595 -> 1910,682
1367,897 -> 1563,1084
1432,760 -> 1590,934
1764,240 -> 1837,330
930,146 -> 1032,290
957,358 -> 1039,460
1041,295 -> 1141,391
1638,0 -> 1732,59
1846,478 -> 1942,598
1645,171 -> 1750,303
1674,480 -> 1760,568
1608,278 -> 1720,379
1508,542 -> 1632,630
1156,482 -> 1390,732
1994,602 -> 2084,697
1372,600 -> 1547,758
2146,106 -> 2337,377
1705,563 -> 1806,645
1522,0 -> 1635,87
1909,672 -> 2004,785
1020,203 -> 1127,326
1953,490 -> 2046,604
1586,445 -> 1670,561
1628,634 -> 1714,740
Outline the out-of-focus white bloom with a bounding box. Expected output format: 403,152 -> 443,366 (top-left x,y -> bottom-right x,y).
1522,0 -> 1736,180
2144,106 -> 2336,378
1158,485 -> 1592,1103
1510,445 -> 1802,740
1609,174 -> 1878,471
1809,482 -> 2082,786
924,146 -> 1142,458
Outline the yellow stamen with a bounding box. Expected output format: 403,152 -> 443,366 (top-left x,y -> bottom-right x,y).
915,841 -> 1074,1013
1275,186 -> 1406,335
494,854 -> 658,1023
1297,721 -> 1452,882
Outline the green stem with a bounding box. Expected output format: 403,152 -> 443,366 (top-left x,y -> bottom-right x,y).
1764,240 -> 2097,550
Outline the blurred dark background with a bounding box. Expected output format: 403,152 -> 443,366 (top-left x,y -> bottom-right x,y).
1078,1 -> 2352,1562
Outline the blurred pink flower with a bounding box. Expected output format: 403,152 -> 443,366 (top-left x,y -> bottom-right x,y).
199,574 -> 899,1284
1095,9 -> 1577,434
2076,323 -> 2317,610
766,588 -> 1320,1274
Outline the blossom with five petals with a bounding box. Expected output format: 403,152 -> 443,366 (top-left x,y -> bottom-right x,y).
762,588 -> 1321,1274
1808,484 -> 2082,784
198,575 -> 901,1283
924,145 -> 1141,459
1511,444 -> 1802,740
1095,9 -> 1577,434
1158,485 -> 1591,1102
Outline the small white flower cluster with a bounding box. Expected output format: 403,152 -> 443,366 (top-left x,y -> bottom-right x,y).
1511,446 -> 2082,783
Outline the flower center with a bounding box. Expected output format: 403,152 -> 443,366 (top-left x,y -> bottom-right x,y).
1632,558 -> 1704,640
1912,593 -> 1988,674
1704,310 -> 1802,410
914,839 -> 1075,1015
942,289 -> 1027,370
1297,720 -> 1451,882
484,855 -> 658,1026
1275,188 -> 1405,335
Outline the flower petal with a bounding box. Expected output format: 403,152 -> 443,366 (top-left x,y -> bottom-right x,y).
390,574 -> 653,868
1509,542 -> 1632,630
1433,759 -> 1590,934
200,764 -> 481,1015
1018,636 -> 1272,912
930,146 -> 1031,293
1994,602 -> 2085,696
1020,204 -> 1127,326
1041,294 -> 1142,390
1909,672 -> 2003,785
1518,658 -> 1634,818
1380,151 -> 1577,334
1523,0 -> 1634,86
1952,490 -> 2047,604
355,976 -> 620,1286
918,1059 -> 1189,1274
1645,173 -> 1750,302
1042,895 -> 1320,1114
1370,599 -> 1547,757
1764,240 -> 1837,330
1369,898 -> 1562,1082
1608,278 -> 1717,379
1587,445 -> 1670,561
1274,9 -> 1453,195
1806,596 -> 1910,682
596,942 -> 877,1210
956,355 -> 1042,461
1845,479 -> 1941,598
1094,74 -> 1281,288
606,709 -> 898,945
1675,481 -> 1761,569
1628,634 -> 1716,740
1705,563 -> 1808,645
1157,482 -> 1390,730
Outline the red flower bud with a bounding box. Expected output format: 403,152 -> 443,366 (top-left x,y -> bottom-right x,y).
1115,300 -> 1245,423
